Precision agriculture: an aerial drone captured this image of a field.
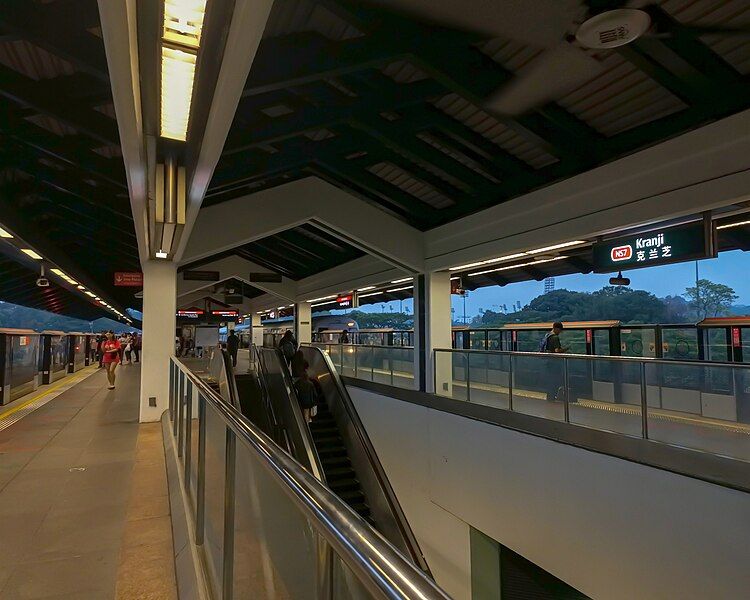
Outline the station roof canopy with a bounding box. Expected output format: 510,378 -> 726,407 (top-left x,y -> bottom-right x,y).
2,0 -> 750,315
210,0 -> 750,236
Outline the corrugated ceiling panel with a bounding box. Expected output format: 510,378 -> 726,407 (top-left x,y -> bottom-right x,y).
381,60 -> 429,83
432,93 -> 558,169
0,39 -> 75,80
416,133 -> 501,183
557,52 -> 687,136
263,0 -> 362,40
24,114 -> 77,137
663,0 -> 750,75
368,162 -> 455,209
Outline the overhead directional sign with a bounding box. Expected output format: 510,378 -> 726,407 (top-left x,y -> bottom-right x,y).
593,222 -> 708,272
183,270 -> 220,281
249,272 -> 282,283
114,272 -> 143,287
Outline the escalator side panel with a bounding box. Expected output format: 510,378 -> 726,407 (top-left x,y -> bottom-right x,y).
300,346 -> 431,575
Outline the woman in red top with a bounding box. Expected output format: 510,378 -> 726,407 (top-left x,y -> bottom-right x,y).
102,331 -> 121,390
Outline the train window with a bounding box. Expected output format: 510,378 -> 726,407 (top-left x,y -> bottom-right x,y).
454,331 -> 465,349
620,328 -> 656,358
742,328 -> 750,363
662,327 -> 698,361
487,330 -> 502,351
559,330 -> 586,355
593,330 -> 610,356
515,331 -> 541,353
703,328 -> 730,362
470,331 -> 487,350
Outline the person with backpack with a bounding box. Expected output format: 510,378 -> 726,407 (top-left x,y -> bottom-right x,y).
539,322 -> 568,402
278,330 -> 297,365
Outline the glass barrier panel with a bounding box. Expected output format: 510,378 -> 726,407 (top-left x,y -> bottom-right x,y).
203,402 -> 228,597
646,363 -> 750,461
450,352 -> 468,401
189,387 -> 200,508
704,328 -> 730,362
466,352 -> 510,410
568,357 -> 643,438
620,328 -> 656,358
371,346 -> 392,385
355,347 -> 374,381
662,327 -> 699,361
340,346 -> 356,377
332,553 -> 371,599
392,347 -> 414,389
511,354 -> 565,421
231,436 -> 318,599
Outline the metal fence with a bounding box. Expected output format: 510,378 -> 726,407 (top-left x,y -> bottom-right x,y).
168,357 -> 448,599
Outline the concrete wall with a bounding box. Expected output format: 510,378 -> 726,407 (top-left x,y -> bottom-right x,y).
349,387 -> 750,600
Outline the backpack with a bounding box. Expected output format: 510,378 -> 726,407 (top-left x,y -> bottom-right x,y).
538,333 -> 552,353
294,378 -> 317,409
280,340 -> 296,361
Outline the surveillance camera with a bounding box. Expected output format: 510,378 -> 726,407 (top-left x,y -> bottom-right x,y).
36,276 -> 50,287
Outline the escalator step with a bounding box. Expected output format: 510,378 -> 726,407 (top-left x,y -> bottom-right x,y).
310,426 -> 338,436
313,435 -> 344,446
328,477 -> 360,492
317,445 -> 346,457
321,456 -> 351,468
338,490 -> 366,503
325,467 -> 357,479
349,502 -> 370,516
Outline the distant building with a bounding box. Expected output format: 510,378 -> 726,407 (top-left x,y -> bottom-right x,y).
544,277 -> 556,293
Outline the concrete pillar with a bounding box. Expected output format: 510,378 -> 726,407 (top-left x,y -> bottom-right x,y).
295,302 -> 312,344
251,313 -> 263,348
139,260 -> 177,422
414,271 -> 452,393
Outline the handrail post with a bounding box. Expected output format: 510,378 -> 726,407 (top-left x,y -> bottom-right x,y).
432,351 -> 436,394
466,352 -> 471,403
196,394 -> 206,545
177,374 -> 185,456
354,344 -> 358,378
391,348 -> 395,386
640,361 -> 649,439
222,427 -> 236,600
563,357 -> 570,423
371,345 -> 375,381
184,381 -> 192,488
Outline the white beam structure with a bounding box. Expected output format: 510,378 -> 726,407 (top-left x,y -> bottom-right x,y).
97,0 -> 149,262
182,177 -> 425,273
425,108 -> 750,271
177,255 -> 297,301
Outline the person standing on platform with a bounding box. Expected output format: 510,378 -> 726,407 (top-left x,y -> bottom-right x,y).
132,333 -> 140,363
102,331 -> 121,390
227,330 -> 239,368
540,322 -> 568,402
278,330 -> 297,365
339,329 -> 350,344
97,333 -> 105,368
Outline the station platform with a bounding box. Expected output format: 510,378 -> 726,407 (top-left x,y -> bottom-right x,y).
0,363 -> 177,599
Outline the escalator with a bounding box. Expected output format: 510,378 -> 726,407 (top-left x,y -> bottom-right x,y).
232,344 -> 430,575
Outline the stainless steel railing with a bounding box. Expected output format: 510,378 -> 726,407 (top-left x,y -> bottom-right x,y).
169,356 -> 450,600
310,343 -> 415,389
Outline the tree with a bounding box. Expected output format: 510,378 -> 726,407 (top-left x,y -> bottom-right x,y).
685,279 -> 738,319
347,310 -> 413,329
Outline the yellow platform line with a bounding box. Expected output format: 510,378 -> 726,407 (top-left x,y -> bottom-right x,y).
0,365 -> 99,422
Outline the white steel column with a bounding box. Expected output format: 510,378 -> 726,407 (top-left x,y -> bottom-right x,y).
414,271 -> 452,393
251,313 -> 263,348
139,260 -> 177,422
295,302 -> 312,344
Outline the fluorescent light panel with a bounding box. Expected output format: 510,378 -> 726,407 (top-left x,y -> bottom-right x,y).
306,294 -> 336,303
357,286 -> 376,292
163,0 -> 207,48
717,220 -> 750,230
390,277 -> 412,284
358,291 -> 383,299
0,227 -> 12,238
468,256 -> 566,277
450,240 -> 587,271
386,285 -> 414,293
21,249 -> 43,260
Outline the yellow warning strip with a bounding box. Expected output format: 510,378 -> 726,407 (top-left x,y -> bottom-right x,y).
0,365 -> 98,421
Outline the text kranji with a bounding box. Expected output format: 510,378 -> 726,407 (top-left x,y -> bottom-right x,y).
635,233 -> 664,249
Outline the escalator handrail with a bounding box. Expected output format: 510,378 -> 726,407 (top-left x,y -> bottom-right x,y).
302,344 -> 432,575
257,346 -> 326,483
174,357 -> 451,600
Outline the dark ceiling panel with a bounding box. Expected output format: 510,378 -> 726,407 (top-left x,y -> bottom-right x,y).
210,0 -> 750,231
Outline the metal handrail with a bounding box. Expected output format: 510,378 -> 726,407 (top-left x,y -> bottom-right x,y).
172,358 -> 449,600
434,347 -> 750,369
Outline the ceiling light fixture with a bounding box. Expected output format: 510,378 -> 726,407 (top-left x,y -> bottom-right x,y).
717,219 -> 750,230
21,248 -> 43,260
160,0 -> 207,141
357,286 -> 376,292
0,227 -> 13,238
468,256 -> 567,277
386,285 -> 414,293
390,277 -> 413,284
306,294 -> 337,303
450,241 -> 588,272
358,291 -> 383,299
155,250 -> 169,259
85,291 -> 96,298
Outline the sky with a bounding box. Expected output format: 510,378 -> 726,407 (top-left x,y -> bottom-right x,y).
336,249 -> 749,320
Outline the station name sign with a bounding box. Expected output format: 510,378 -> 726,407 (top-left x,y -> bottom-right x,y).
593,222 -> 708,272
